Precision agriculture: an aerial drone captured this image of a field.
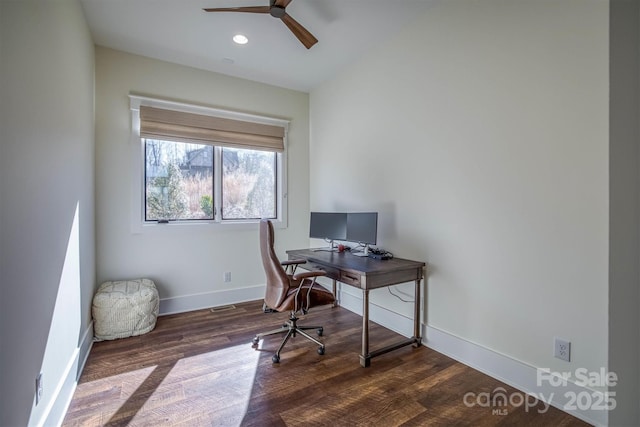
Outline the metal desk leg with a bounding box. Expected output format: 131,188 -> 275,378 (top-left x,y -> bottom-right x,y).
413,278 -> 422,347
332,279 -> 338,307
359,289 -> 370,367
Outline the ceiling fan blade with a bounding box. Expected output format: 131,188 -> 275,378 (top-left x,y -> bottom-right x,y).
274,0 -> 293,7
281,13 -> 318,49
203,6 -> 270,13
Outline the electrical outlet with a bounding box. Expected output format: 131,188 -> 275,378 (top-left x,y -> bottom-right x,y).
36,373 -> 43,405
223,272 -> 231,283
554,338 -> 571,362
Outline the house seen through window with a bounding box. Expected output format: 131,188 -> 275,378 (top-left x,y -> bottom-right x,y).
144,139 -> 276,222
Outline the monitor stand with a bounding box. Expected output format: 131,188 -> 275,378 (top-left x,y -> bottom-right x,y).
313,240 -> 338,252
352,244 -> 370,257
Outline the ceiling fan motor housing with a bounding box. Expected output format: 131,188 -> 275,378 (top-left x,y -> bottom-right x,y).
269,6 -> 286,18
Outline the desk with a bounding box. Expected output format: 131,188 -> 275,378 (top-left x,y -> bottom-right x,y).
286,248 -> 425,367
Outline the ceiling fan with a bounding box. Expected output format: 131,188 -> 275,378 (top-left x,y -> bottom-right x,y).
203,0 -> 318,49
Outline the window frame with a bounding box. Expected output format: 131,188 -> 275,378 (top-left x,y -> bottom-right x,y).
129,95 -> 288,233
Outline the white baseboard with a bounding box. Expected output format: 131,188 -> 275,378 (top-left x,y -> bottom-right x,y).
159,284 -> 266,315
425,326 -> 607,426
336,287 -> 607,427
39,321 -> 94,427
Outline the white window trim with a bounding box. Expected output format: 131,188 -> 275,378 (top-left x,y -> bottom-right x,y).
129,94 -> 289,234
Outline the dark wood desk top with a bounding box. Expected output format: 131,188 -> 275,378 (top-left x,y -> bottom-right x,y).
286,248 -> 425,290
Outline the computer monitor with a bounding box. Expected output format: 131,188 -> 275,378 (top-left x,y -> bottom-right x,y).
346,212 -> 378,246
309,212 -> 347,242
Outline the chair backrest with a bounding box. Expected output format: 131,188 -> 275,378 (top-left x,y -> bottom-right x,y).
260,219 -> 291,309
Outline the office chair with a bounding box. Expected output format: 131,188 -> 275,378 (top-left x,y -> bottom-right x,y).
253,219 -> 335,363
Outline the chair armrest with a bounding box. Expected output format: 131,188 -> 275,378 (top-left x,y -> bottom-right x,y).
282,259 -> 306,275
281,259 -> 306,267
292,270 -> 327,281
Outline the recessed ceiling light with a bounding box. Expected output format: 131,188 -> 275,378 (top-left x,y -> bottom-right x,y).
232,34 -> 248,45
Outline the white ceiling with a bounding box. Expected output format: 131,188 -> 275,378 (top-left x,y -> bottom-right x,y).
81,0 -> 433,92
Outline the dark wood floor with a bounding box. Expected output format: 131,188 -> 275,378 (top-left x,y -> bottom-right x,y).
63,300 -> 589,426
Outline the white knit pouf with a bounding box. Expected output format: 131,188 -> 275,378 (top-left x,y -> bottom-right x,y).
92,278 -> 159,341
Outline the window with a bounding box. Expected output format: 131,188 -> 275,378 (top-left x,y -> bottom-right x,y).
144,140 -> 277,221
221,147 -> 276,220
144,139 -> 214,221
130,95 -> 288,226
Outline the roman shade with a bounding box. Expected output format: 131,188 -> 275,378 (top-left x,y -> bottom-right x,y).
139,105 -> 285,152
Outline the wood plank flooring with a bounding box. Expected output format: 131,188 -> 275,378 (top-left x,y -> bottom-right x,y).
63,300 -> 589,426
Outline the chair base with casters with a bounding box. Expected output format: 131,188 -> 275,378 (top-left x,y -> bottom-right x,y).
252,310 -> 326,363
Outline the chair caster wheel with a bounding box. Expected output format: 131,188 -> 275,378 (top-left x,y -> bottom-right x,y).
317,328 -> 323,337
252,337 -> 259,346
318,346 -> 325,355
272,354 -> 280,363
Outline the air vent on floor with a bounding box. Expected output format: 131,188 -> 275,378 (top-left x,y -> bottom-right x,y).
210,304 -> 236,312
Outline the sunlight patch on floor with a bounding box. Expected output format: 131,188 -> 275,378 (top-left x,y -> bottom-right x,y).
125,343 -> 261,426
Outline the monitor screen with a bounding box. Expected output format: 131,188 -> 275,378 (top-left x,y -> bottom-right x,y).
309,212 -> 347,241
346,212 -> 378,245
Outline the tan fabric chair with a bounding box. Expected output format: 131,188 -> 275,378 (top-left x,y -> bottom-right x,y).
252,219 -> 335,363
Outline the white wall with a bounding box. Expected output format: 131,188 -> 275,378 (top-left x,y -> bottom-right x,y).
311,0 -> 609,414
0,1 -> 95,426
95,47 -> 310,312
